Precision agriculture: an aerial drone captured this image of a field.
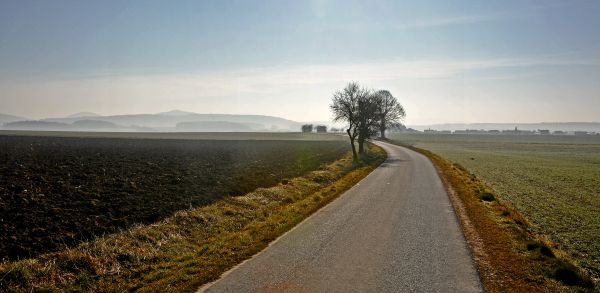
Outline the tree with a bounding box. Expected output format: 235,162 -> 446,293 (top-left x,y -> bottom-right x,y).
301,124 -> 313,133
316,125 -> 327,133
330,82 -> 366,160
387,122 -> 406,133
331,83 -> 405,158
373,90 -> 405,139
356,92 -> 380,154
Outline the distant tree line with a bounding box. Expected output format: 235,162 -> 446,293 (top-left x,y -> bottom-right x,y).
301,124 -> 313,133
301,124 -> 328,133
330,82 -> 405,159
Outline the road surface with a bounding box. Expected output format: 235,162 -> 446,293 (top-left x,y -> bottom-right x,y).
200,141 -> 482,292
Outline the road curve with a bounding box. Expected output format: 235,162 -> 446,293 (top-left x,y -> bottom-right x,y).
200,141 -> 482,292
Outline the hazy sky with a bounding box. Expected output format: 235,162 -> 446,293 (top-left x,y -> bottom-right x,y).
1,0 -> 599,125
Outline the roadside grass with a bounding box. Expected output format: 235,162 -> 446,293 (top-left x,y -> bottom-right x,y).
0,143 -> 385,292
386,137 -> 596,292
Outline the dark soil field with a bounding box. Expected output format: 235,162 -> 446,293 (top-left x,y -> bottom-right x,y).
0,135 -> 348,261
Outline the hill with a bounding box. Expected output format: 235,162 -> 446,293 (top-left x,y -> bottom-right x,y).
42,111 -> 301,131
0,113 -> 29,125
67,112 -> 100,118
3,121 -> 71,131
176,121 -> 262,132
71,119 -> 119,131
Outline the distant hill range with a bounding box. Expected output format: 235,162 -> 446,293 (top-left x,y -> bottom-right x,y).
410,122 -> 600,133
0,110 -> 302,132
67,112 -> 101,118
0,113 -> 29,124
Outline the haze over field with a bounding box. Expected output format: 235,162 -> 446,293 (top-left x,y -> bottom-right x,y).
1,0 -> 600,125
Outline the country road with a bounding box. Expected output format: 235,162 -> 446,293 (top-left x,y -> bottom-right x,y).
200,141 -> 482,292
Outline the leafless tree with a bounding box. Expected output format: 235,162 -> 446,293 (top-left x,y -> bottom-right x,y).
331,83 -> 406,158
356,92 -> 380,153
330,82 -> 365,159
373,90 -> 405,138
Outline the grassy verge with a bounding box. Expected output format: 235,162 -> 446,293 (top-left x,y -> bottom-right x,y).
0,143 -> 386,292
385,139 -> 595,292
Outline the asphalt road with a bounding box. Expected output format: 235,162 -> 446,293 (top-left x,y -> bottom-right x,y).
200,141 -> 482,292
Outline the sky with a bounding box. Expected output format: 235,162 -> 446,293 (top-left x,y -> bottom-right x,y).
1,0 -> 599,125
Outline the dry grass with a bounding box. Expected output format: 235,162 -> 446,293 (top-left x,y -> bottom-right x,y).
386,139 -> 595,292
0,144 -> 385,292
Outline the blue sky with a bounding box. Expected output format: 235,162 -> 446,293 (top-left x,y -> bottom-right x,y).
1,0 -> 599,124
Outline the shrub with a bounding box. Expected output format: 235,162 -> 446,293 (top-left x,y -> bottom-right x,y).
526,241 -> 540,251
539,245 -> 555,258
479,192 -> 495,202
550,261 -> 592,287
525,241 -> 554,258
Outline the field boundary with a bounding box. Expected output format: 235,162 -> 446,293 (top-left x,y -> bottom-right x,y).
383,139 -> 596,292
0,143 -> 386,292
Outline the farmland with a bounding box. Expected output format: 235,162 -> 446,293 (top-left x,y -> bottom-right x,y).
389,133 -> 600,277
0,133 -> 348,261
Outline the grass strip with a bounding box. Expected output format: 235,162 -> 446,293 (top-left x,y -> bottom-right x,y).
385,139 -> 596,292
0,143 -> 386,292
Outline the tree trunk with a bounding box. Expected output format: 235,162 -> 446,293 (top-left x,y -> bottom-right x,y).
380,118 -> 386,139
347,129 -> 357,160
358,138 -> 365,154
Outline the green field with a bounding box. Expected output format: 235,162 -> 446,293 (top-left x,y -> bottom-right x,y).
389,133 -> 600,276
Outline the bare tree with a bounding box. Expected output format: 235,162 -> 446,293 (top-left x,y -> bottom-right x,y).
373,90 -> 405,139
331,83 -> 404,158
356,92 -> 380,154
330,82 -> 366,160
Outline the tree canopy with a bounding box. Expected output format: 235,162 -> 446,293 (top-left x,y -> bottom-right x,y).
330,82 -> 405,159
